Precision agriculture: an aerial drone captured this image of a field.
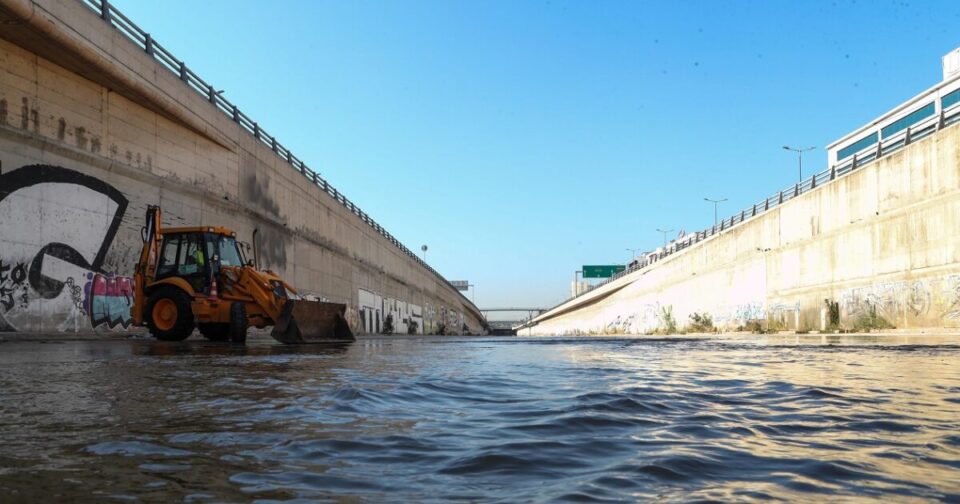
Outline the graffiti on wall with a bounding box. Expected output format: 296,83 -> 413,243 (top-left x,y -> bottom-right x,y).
358,288 -> 428,335
0,165 -> 129,331
85,273 -> 134,328
356,288 -> 467,335
839,280 -> 932,323
712,302 -> 765,326
837,276 -> 960,325
941,275 -> 960,320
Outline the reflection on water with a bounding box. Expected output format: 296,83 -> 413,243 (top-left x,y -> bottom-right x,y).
0,335 -> 959,501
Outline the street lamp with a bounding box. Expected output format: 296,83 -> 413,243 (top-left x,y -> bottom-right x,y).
656,228 -> 674,249
421,244 -> 428,262
573,270 -> 583,297
703,197 -> 727,227
626,247 -> 641,261
782,145 -> 815,181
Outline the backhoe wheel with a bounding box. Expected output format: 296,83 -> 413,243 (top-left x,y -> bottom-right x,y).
146,287 -> 195,341
229,302 -> 248,344
198,323 -> 230,341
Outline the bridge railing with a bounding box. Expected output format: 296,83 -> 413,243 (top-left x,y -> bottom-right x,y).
543,98 -> 960,318
78,0 -> 476,306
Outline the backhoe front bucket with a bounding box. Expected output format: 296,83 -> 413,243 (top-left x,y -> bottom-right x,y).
271,300 -> 355,344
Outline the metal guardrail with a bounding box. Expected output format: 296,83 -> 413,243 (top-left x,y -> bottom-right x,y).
79,0 -> 475,307
542,100 -> 960,318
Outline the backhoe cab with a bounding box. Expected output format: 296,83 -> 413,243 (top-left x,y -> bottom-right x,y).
131,206 -> 354,344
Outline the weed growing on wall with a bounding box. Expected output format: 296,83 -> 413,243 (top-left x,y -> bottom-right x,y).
687,312 -> 714,333
658,306 -> 677,334
824,298 -> 841,330
382,314 -> 394,334
407,320 -> 418,334
854,304 -> 895,332
766,315 -> 787,333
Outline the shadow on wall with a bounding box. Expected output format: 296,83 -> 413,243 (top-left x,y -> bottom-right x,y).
0,164 -> 132,332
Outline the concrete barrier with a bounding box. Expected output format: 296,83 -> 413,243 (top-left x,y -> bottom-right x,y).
522,114 -> 960,335
0,0 -> 483,335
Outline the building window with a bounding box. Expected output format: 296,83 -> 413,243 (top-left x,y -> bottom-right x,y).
880,101 -> 935,139
943,89 -> 960,110
837,132 -> 879,161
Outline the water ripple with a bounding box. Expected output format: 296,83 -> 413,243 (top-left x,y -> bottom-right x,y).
1,336 -> 959,502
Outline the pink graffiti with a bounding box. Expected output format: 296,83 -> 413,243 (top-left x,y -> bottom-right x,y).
85,272 -> 134,328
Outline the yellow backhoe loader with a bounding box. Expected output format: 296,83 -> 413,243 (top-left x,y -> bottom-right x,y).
131,206 -> 354,344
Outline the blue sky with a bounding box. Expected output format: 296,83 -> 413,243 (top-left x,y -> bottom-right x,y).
115,0 -> 960,310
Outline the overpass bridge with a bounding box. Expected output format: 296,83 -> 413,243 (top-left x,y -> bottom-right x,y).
479,308 -> 546,335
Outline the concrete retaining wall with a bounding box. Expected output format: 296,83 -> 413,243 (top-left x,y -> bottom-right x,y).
0,0 -> 482,334
522,116 -> 960,335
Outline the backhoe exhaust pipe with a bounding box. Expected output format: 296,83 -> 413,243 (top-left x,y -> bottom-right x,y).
252,228 -> 261,271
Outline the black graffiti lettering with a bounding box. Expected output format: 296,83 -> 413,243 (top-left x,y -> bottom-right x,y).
0,261 -> 8,284
0,286 -> 13,311
10,263 -> 25,285
28,243 -> 92,299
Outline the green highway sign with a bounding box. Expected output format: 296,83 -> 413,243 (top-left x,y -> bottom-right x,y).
582,265 -> 625,278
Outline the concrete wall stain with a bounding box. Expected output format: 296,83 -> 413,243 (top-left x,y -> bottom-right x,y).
75,126 -> 87,150
256,226 -> 287,272
243,172 -> 280,218
19,97 -> 28,130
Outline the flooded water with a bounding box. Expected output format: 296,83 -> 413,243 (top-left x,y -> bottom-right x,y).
1,334 -> 959,502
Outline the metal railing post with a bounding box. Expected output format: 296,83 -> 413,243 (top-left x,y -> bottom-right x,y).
232,106 -> 239,122
765,199 -> 769,211
253,122 -> 260,139
752,204 -> 757,216
904,126 -> 912,146
778,191 -> 783,204
810,174 -> 816,189
207,85 -> 215,103
830,165 -> 836,180
794,184 -> 799,197
179,61 -> 187,82
100,0 -> 111,22
852,154 -> 858,170
937,110 -> 945,131
144,33 -> 153,55
271,136 -> 277,152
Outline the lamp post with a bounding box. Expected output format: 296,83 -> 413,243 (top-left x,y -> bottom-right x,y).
782,145 -> 815,181
704,197 -> 727,227
421,244 -> 428,262
656,228 -> 674,250
573,270 -> 583,297
626,248 -> 641,262
469,283 -> 476,304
